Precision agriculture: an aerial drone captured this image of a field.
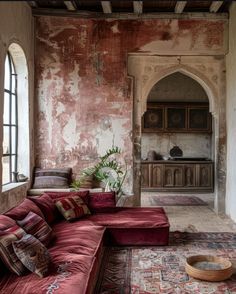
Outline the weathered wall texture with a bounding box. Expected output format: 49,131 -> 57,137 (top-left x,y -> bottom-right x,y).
226,3 -> 236,222
0,2 -> 34,212
35,16 -> 227,195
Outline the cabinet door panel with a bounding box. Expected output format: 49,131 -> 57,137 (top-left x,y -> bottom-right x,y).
164,165 -> 184,187
141,164 -> 150,188
185,164 -> 196,187
152,164 -> 163,187
198,164 -> 213,187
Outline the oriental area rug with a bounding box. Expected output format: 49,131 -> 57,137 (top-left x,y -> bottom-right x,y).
149,195 -> 207,206
95,232 -> 236,294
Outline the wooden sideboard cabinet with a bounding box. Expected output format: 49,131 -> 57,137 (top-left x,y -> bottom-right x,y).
141,161 -> 213,192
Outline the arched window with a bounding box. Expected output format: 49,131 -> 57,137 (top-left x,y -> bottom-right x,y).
2,52 -> 18,185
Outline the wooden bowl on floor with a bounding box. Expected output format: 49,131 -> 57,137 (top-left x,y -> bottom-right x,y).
185,255 -> 233,282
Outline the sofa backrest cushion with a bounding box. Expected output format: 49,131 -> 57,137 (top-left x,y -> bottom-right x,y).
46,191 -> 90,206
17,211 -> 54,247
88,191 -> 116,213
32,167 -> 72,189
4,199 -> 44,221
29,194 -> 58,224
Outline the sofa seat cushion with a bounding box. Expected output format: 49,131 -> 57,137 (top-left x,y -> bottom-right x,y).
5,199 -> 44,220
0,252 -> 95,294
87,207 -> 170,246
87,207 -> 169,228
51,220 -> 105,257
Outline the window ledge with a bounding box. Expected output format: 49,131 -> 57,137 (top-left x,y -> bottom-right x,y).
2,182 -> 28,193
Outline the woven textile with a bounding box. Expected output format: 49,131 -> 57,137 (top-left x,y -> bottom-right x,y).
17,212 -> 53,247
55,196 -> 91,221
13,234 -> 50,278
0,225 -> 26,275
95,232 -> 236,293
32,168 -> 72,189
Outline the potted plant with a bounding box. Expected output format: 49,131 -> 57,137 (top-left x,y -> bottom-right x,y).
81,146 -> 127,197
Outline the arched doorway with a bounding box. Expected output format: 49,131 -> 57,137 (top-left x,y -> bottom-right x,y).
128,55 -> 226,214
141,72 -> 215,208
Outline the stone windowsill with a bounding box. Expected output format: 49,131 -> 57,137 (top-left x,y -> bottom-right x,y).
2,182 -> 28,193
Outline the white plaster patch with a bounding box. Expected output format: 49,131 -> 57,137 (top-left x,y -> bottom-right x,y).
62,113 -> 78,149
111,22 -> 120,34
56,102 -> 65,116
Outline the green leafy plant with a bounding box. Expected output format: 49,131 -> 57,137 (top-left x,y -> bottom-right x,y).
70,179 -> 83,191
82,146 -> 127,195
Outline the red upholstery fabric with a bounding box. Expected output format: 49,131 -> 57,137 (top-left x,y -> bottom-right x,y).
0,215 -> 16,230
51,221 -> 105,257
55,196 -> 91,221
5,199 -> 44,220
0,252 -> 95,294
87,207 -> 170,245
46,191 -> 90,206
88,191 -> 116,213
29,194 -> 58,224
17,212 -> 53,247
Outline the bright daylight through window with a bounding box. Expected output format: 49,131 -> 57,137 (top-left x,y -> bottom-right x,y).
2,52 -> 18,185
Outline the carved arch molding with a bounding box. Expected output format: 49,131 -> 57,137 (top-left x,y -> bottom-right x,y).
128,55 -> 226,213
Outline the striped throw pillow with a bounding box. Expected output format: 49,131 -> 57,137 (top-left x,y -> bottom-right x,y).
55,196 -> 91,221
0,225 -> 26,275
17,212 -> 53,247
13,234 -> 50,278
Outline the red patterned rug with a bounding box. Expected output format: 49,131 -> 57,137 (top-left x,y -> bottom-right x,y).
95,232 -> 236,293
149,195 -> 207,206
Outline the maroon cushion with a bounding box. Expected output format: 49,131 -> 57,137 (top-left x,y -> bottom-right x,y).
88,192 -> 116,213
17,212 -> 53,247
5,199 -> 44,221
46,191 -> 90,206
29,194 -> 58,224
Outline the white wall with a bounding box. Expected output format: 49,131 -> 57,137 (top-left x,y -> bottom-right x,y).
226,3 -> 236,222
0,2 -> 34,213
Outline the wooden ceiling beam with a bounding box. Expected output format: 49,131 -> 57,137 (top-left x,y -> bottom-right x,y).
133,1 -> 143,14
64,1 -> 77,11
101,1 -> 112,13
210,1 -> 224,13
175,1 -> 187,14
28,1 -> 38,8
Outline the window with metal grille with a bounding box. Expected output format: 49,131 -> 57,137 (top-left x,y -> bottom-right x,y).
2,52 -> 18,185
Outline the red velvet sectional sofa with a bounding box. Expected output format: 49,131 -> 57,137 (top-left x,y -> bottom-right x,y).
0,191 -> 169,294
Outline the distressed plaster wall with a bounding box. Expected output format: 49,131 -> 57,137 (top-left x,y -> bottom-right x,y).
226,3 -> 236,222
0,2 -> 34,213
35,16 -> 227,197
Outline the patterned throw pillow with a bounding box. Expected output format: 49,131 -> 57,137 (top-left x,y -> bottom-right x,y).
55,196 -> 91,221
32,168 -> 72,189
13,234 -> 50,278
0,225 -> 26,275
17,212 -> 53,247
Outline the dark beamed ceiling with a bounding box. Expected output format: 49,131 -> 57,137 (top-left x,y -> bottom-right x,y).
28,0 -> 232,16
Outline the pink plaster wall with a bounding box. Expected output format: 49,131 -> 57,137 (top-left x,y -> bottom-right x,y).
35,16 -> 227,188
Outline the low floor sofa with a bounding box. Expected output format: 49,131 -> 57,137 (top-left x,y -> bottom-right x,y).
0,191 -> 169,294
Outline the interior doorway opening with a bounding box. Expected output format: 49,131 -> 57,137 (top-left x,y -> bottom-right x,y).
141,72 -> 215,208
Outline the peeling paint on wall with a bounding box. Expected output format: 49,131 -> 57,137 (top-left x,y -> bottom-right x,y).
35,17 -> 227,193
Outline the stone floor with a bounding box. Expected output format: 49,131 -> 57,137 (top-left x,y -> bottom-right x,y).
141,192 -> 236,232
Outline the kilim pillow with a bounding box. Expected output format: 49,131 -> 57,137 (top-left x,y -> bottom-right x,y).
32,167 -> 72,189
55,196 -> 91,221
0,224 -> 26,275
17,212 -> 53,247
13,234 -> 50,278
